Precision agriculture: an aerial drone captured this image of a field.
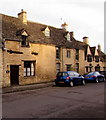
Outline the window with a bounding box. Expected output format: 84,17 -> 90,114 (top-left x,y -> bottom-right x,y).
57,72 -> 68,77
56,47 -> 60,59
85,64 -> 92,73
95,56 -> 99,62
85,66 -> 89,73
56,63 -> 60,73
21,35 -> 29,47
24,61 -> 35,77
95,65 -> 100,71
76,63 -> 79,73
66,64 -> 71,71
76,49 -> 79,60
67,50 -> 70,58
87,55 -> 92,62
44,27 -> 50,37
66,33 -> 70,41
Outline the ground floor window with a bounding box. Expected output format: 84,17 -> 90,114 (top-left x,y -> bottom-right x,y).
103,67 -> 106,71
85,64 -> 93,73
56,63 -> 60,73
95,64 -> 100,71
24,61 -> 35,77
66,64 -> 71,71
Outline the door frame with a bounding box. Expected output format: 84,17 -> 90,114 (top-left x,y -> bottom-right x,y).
10,65 -> 19,86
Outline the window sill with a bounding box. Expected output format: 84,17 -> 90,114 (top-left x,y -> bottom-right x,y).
24,75 -> 35,78
21,45 -> 30,48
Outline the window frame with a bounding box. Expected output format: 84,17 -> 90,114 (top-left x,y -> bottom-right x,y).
21,35 -> 29,47
76,49 -> 79,60
56,47 -> 60,59
24,61 -> 35,77
56,63 -> 60,73
66,50 -> 71,58
95,56 -> 99,62
87,55 -> 92,62
66,64 -> 71,71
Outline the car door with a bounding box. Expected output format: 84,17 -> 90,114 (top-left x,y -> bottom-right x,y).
73,72 -> 81,83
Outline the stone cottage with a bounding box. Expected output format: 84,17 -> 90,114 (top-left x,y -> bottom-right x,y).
0,10 -> 106,87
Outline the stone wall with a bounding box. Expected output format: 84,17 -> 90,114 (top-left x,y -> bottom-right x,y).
3,40 -> 56,87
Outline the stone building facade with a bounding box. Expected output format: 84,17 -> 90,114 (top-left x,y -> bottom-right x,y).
0,10 -> 106,87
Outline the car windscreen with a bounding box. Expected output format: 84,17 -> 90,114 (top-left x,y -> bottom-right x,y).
57,72 -> 68,77
87,72 -> 94,75
88,72 -> 100,76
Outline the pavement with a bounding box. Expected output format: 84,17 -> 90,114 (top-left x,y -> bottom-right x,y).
2,81 -> 55,94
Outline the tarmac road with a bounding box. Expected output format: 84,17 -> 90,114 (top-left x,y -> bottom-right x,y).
2,82 -> 105,119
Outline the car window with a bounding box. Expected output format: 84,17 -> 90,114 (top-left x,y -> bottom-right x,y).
73,72 -> 79,77
94,72 -> 100,75
69,72 -> 74,77
57,72 -> 68,77
88,72 -> 94,75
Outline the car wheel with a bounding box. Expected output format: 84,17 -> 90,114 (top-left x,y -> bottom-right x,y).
82,80 -> 85,85
70,81 -> 74,87
95,78 -> 99,83
103,77 -> 105,82
55,82 -> 58,86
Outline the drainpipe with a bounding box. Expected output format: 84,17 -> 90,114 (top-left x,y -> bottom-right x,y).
61,47 -> 64,71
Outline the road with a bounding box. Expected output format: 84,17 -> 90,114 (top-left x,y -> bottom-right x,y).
2,82 -> 105,119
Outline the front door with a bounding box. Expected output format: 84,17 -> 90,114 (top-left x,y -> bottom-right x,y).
10,65 -> 19,86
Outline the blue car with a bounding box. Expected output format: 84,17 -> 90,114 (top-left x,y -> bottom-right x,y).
84,71 -> 105,83
55,71 -> 85,87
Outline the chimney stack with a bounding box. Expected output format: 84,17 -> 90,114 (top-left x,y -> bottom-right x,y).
70,31 -> 74,37
98,44 -> 101,51
83,36 -> 89,45
61,22 -> 68,31
18,9 -> 27,25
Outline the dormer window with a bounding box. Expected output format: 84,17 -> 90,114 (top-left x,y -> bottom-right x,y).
16,29 -> 29,47
95,56 -> 99,62
43,26 -> 50,37
66,33 -> 70,41
87,55 -> 92,62
21,35 -> 29,46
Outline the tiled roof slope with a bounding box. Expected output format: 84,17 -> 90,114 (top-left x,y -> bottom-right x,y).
2,14 -> 85,49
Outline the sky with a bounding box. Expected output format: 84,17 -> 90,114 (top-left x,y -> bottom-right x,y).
0,0 -> 105,52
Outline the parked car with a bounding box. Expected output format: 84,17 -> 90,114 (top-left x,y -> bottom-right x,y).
99,71 -> 106,80
84,71 -> 105,83
55,71 -> 85,87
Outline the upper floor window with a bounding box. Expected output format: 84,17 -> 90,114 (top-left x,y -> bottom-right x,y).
16,29 -> 29,47
21,35 -> 29,47
95,56 -> 99,62
66,33 -> 70,41
87,55 -> 92,62
24,61 -> 35,77
43,26 -> 50,37
76,49 -> 79,60
56,47 -> 60,59
67,50 -> 71,58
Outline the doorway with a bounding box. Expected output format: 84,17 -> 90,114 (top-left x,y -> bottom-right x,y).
10,65 -> 19,86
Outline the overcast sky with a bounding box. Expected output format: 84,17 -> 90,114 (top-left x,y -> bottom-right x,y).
0,0 -> 105,52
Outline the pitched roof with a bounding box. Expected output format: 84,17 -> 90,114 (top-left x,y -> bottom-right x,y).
97,50 -> 106,62
2,14 -> 85,49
